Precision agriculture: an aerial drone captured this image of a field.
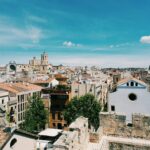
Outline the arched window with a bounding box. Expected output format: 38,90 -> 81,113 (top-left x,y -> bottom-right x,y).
135,82 -> 138,86
10,138 -> 17,148
130,82 -> 134,86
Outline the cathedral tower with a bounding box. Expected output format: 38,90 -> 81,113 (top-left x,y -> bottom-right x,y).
41,51 -> 48,65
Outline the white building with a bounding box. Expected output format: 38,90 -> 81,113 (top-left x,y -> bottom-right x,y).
0,82 -> 42,126
32,78 -> 59,88
108,77 -> 150,122
1,130 -> 37,150
37,128 -> 62,149
0,91 -> 9,111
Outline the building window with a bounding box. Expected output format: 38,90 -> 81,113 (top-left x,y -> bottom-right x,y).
64,124 -> 67,127
21,104 -> 23,111
135,82 -> 138,86
18,105 -> 20,112
10,138 -> 17,148
128,93 -> 137,101
2,99 -> 4,104
21,113 -> 23,120
57,123 -> 62,129
18,114 -> 20,121
111,105 -> 115,111
58,112 -> 62,120
23,103 -> 24,110
52,112 -> 55,119
53,123 -> 56,127
75,90 -> 78,93
130,82 -> 134,86
127,123 -> 133,127
127,83 -> 129,86
21,95 -> 24,102
116,78 -> 119,82
18,96 -> 20,103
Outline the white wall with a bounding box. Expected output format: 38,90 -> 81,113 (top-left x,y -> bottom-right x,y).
3,134 -> 36,150
0,91 -> 9,110
109,87 -> 150,122
49,79 -> 59,87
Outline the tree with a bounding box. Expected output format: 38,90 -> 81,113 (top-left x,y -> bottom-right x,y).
21,96 -> 48,133
63,94 -> 101,130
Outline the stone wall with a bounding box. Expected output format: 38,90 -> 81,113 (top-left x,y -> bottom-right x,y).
0,129 -> 10,148
109,142 -> 150,150
100,112 -> 150,139
53,116 -> 89,150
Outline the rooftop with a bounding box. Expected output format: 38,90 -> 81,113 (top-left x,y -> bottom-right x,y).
38,128 -> 62,137
117,77 -> 147,87
0,82 -> 42,95
69,116 -> 88,129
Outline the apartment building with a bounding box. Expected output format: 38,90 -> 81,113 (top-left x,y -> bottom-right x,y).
42,86 -> 71,130
0,82 -> 42,126
71,82 -> 108,106
0,90 -> 9,111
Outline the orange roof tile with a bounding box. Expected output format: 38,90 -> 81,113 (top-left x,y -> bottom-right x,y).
0,82 -> 42,95
32,78 -> 56,84
14,82 -> 43,91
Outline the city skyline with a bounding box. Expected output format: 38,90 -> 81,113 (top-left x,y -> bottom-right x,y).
0,0 -> 150,67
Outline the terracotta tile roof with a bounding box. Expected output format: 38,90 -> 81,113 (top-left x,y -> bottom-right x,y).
0,82 -> 42,95
55,74 -> 67,79
32,78 -> 56,84
0,83 -> 20,94
14,82 -> 43,91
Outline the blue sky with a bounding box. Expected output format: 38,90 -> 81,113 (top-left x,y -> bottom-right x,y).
0,0 -> 150,67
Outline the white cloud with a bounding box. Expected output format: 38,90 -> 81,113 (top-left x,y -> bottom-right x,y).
140,36 -> 150,44
0,15 -> 44,47
28,26 -> 42,43
109,45 -> 114,48
28,15 -> 47,23
63,41 -> 75,47
63,41 -> 82,47
0,25 -> 43,46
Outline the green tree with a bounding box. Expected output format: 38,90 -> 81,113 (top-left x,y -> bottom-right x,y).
63,94 -> 101,130
21,96 -> 48,133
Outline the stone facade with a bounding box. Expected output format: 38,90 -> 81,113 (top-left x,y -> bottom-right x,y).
100,112 -> 150,139
6,52 -> 49,74
53,116 -> 89,150
109,142 -> 150,150
0,129 -> 10,148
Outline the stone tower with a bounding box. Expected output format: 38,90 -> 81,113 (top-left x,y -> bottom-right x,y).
41,51 -> 48,65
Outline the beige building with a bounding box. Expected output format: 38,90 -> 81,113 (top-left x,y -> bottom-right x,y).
7,52 -> 49,74
0,91 -> 9,111
71,82 -> 108,106
0,82 -> 42,126
92,112 -> 150,150
53,116 -> 89,150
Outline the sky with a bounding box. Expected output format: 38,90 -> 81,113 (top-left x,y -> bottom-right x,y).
0,0 -> 150,67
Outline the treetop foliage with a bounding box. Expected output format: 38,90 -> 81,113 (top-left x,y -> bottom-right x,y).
21,96 -> 48,133
63,94 -> 101,130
